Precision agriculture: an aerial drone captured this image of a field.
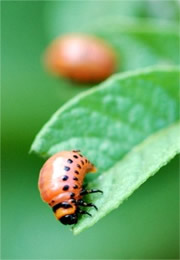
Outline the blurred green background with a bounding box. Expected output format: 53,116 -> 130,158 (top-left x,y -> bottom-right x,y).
1,1 -> 179,259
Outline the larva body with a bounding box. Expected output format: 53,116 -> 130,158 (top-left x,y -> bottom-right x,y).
38,150 -> 102,225
45,34 -> 116,83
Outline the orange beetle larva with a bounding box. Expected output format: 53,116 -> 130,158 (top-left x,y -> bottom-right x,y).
44,34 -> 116,83
38,150 -> 103,225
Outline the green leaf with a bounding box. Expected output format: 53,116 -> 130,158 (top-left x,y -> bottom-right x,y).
31,66 -> 179,161
86,18 -> 180,72
45,1 -> 146,37
45,0 -> 180,38
144,0 -> 180,21
31,66 -> 180,232
73,122 -> 180,234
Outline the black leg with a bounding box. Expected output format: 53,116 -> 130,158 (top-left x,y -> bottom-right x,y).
77,199 -> 98,210
80,189 -> 103,196
78,209 -> 92,217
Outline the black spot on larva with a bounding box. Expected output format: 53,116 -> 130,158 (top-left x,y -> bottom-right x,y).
64,166 -> 70,171
81,160 -> 84,165
73,155 -> 78,159
62,175 -> 69,181
75,170 -> 79,175
67,159 -> 73,164
63,185 -> 69,191
79,154 -> 83,157
73,177 -> 78,181
73,150 -> 80,153
70,192 -> 75,198
73,185 -> 78,189
77,164 -> 81,169
85,159 -> 88,163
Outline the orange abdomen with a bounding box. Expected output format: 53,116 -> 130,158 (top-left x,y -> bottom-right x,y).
38,150 -> 96,207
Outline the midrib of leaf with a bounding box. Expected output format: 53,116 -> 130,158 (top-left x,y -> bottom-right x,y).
73,122 -> 180,234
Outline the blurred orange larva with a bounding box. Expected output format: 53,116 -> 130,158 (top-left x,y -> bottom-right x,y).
44,34 -> 117,83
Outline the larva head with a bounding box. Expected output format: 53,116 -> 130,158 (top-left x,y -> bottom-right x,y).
52,201 -> 78,225
60,213 -> 78,225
